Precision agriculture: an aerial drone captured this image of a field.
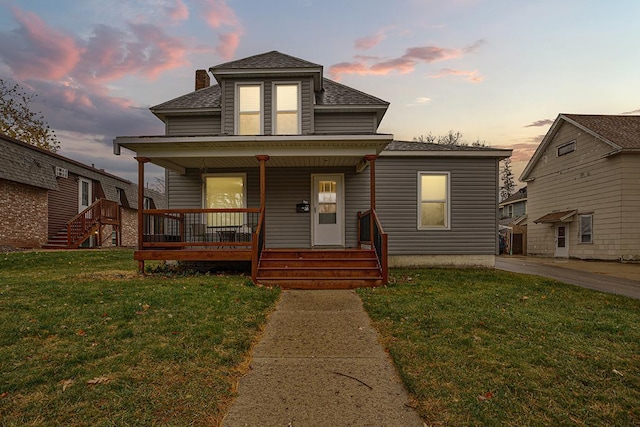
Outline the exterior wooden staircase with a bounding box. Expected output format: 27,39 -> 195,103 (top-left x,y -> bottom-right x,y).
43,199 -> 120,249
255,249 -> 384,289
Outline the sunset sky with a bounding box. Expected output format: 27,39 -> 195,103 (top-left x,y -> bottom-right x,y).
1,0 -> 639,185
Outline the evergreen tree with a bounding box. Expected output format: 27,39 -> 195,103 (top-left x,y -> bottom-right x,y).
500,158 -> 515,201
0,78 -> 60,152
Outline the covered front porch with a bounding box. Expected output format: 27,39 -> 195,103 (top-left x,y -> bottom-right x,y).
115,134 -> 391,287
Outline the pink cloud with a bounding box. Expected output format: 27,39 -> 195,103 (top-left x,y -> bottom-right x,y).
216,31 -> 243,60
355,34 -> 384,50
330,39 -> 485,80
203,0 -> 239,28
428,68 -> 484,82
166,0 -> 189,21
3,7 -> 82,80
509,139 -> 544,162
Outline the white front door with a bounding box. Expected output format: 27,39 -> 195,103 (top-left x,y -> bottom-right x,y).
312,174 -> 344,246
555,225 -> 569,258
78,177 -> 92,213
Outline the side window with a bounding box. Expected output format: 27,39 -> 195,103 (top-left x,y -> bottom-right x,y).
236,84 -> 262,135
579,214 -> 593,243
418,172 -> 450,229
274,83 -> 300,135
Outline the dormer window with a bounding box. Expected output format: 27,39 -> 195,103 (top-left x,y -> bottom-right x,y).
274,83 -> 300,135
237,84 -> 262,135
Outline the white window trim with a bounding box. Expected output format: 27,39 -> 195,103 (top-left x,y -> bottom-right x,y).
202,173 -> 248,209
272,81 -> 302,135
578,214 -> 593,244
235,82 -> 263,135
417,171 -> 451,231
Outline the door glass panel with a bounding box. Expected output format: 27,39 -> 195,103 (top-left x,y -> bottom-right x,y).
318,180 -> 337,225
557,227 -> 566,248
81,181 -> 89,206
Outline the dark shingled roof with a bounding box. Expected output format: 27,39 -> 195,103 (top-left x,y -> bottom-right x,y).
152,77 -> 388,112
210,50 -> 322,70
0,133 -> 165,208
384,140 -> 499,151
500,187 -> 527,205
151,84 -> 221,111
563,114 -> 640,149
317,78 -> 388,106
534,209 -> 577,224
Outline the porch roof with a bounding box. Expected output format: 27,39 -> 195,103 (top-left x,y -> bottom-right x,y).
114,134 -> 393,173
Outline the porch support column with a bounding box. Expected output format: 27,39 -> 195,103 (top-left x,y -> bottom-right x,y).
256,155 -> 270,211
365,154 -> 378,244
136,157 -> 150,273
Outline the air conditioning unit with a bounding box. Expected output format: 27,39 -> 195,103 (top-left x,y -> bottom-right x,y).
55,166 -> 68,178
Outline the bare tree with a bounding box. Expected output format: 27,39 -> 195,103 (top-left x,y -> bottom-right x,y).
0,78 -> 60,152
413,131 -> 487,147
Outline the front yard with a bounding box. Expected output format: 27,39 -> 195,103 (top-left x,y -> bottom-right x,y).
358,269 -> 640,426
0,250 -> 280,426
1,251 -> 638,426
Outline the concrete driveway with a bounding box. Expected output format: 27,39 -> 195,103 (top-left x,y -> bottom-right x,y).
496,256 -> 640,299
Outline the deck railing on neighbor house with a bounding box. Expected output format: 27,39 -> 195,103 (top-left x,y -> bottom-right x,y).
141,208 -> 261,249
66,199 -> 120,248
358,209 -> 388,284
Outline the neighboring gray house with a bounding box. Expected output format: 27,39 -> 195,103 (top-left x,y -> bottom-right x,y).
114,51 -> 511,287
522,114 -> 640,260
499,187 -> 528,255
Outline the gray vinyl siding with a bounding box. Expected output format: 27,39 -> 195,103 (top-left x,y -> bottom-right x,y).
314,112 -> 376,134
374,156 -> 500,255
222,77 -> 313,135
166,115 -> 221,135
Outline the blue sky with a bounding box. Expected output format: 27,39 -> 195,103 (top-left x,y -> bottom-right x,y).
1,0 -> 639,185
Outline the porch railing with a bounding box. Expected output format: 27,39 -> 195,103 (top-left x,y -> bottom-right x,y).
67,199 -> 120,248
358,209 -> 388,284
251,209 -> 266,282
141,208 -> 261,249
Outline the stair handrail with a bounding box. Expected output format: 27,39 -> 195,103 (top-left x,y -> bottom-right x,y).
66,199 -> 120,247
251,208 -> 266,283
358,209 -> 388,284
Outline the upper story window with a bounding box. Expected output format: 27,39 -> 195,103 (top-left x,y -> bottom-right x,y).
237,84 -> 262,135
557,140 -> 576,156
274,83 -> 300,135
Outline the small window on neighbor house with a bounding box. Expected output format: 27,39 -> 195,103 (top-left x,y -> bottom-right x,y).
579,214 -> 593,243
143,197 -> 152,210
274,83 -> 300,135
558,140 -> 576,156
237,84 -> 262,135
418,172 -> 450,229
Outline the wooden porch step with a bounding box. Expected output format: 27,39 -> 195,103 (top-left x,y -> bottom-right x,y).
256,249 -> 383,289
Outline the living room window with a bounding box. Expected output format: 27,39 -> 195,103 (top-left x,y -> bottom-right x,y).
204,174 -> 246,226
273,83 -> 300,135
579,214 -> 593,243
237,84 -> 262,135
418,172 -> 450,229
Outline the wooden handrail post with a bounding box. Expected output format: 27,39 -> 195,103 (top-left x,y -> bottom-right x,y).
365,154 -> 377,247
136,157 -> 150,273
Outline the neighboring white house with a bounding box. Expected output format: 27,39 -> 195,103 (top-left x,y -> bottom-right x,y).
521,114 -> 640,261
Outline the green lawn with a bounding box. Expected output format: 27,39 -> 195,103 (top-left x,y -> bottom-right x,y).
0,250 -> 280,426
358,268 -> 640,426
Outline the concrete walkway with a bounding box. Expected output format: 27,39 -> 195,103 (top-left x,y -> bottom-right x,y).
496,256 -> 640,299
222,290 -> 423,426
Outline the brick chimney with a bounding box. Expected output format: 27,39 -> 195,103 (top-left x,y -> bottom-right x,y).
195,69 -> 210,91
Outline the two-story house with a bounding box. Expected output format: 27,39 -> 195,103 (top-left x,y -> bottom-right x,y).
114,51 -> 511,287
522,114 -> 640,260
498,186 -> 527,254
